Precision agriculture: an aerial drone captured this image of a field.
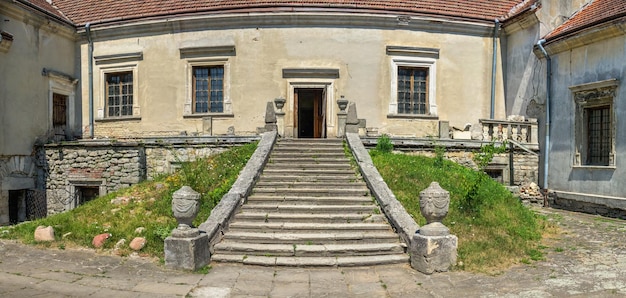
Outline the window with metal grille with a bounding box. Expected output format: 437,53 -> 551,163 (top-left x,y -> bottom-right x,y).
586,106 -> 611,166
193,66 -> 224,113
106,72 -> 133,117
397,67 -> 429,115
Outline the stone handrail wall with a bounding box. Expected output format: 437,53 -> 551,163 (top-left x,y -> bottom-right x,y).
345,133 -> 419,247
198,130 -> 278,250
479,119 -> 538,145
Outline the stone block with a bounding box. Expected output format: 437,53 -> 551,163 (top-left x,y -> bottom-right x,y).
410,233 -> 457,274
165,233 -> 210,271
34,226 -> 55,242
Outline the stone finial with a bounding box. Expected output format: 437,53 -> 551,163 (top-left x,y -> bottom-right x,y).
418,182 -> 450,236
265,101 -> 277,124
172,186 -> 201,229
346,102 -> 359,125
274,97 -> 286,113
337,97 -> 349,113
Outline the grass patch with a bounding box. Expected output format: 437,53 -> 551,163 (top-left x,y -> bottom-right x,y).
370,149 -> 549,274
0,142 -> 257,258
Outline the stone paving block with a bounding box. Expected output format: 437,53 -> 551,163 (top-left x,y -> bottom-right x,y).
163,273 -> 203,285
199,266 -> 241,287
32,279 -> 98,296
274,269 -> 309,283
348,282 -> 388,296
270,281 -> 310,298
89,288 -> 163,298
341,267 -> 380,283
188,286 -> 232,298
75,275 -> 138,291
236,266 -> 275,282
232,278 -> 273,296
29,270 -> 84,283
132,281 -> 195,296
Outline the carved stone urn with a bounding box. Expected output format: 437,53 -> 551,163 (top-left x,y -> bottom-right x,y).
418,182 -> 450,236
274,97 -> 286,112
337,97 -> 349,113
171,186 -> 201,229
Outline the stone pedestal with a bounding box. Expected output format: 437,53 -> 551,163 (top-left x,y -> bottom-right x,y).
166,186 -> 209,270
276,112 -> 285,137
409,182 -> 458,274
410,233 -> 457,274
337,112 -> 347,137
164,228 -> 210,271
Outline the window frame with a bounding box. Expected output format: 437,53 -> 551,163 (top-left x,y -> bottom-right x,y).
571,79 -> 618,168
104,71 -> 134,118
191,65 -> 225,114
184,59 -> 232,117
388,57 -> 437,118
97,65 -> 140,120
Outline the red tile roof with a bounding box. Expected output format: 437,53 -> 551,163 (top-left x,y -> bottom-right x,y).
545,0 -> 626,41
16,0 -> 72,24
41,0 -> 525,27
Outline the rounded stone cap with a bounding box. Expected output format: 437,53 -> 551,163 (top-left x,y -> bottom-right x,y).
173,186 -> 201,201
420,182 -> 450,198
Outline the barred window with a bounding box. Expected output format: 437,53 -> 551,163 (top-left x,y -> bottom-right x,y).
106,72 -> 133,117
586,106 -> 611,166
193,66 -> 224,113
397,67 -> 429,115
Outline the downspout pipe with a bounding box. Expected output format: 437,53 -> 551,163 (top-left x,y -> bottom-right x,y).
86,23 -> 94,139
537,39 -> 550,190
490,19 -> 500,119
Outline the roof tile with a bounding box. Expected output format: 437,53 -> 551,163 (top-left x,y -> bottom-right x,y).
545,0 -> 626,40
43,0 -> 524,26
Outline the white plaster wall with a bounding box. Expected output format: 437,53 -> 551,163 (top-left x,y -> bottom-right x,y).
0,4 -> 76,155
548,34 -> 626,197
81,19 -> 505,139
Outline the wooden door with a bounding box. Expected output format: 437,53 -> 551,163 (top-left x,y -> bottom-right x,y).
53,93 -> 68,141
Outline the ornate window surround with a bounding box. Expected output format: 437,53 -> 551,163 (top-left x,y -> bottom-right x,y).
387,46 -> 439,119
570,79 -> 619,168
180,45 -> 235,118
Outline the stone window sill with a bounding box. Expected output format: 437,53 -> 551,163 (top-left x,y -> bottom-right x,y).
572,165 -> 616,170
183,113 -> 234,119
387,114 -> 438,120
95,116 -> 142,122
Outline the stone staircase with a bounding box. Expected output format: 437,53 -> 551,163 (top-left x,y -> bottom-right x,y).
211,138 -> 409,266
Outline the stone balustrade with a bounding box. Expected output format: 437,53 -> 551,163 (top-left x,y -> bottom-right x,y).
479,119 -> 538,144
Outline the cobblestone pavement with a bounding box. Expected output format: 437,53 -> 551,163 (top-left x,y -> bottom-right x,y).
0,207 -> 625,297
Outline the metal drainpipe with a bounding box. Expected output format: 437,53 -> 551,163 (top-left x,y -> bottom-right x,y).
490,19 -> 500,119
86,23 -> 94,138
537,39 -> 550,191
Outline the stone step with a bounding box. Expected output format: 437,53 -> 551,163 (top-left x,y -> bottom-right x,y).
278,138 -> 343,144
228,222 -> 392,232
214,242 -> 405,257
211,254 -> 409,267
233,212 -> 372,223
257,175 -> 358,183
263,163 -> 353,170
273,147 -> 345,153
269,157 -> 348,164
252,187 -> 370,197
246,195 -> 374,205
254,181 -> 366,189
241,204 -> 377,214
262,169 -> 356,176
269,152 -> 347,159
221,231 -> 401,244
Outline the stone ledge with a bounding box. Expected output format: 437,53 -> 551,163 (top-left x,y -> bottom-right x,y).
550,190 -> 626,219
345,133 -> 419,248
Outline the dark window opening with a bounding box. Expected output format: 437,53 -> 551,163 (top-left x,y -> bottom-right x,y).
586,106 -> 611,166
193,66 -> 224,113
397,67 -> 429,115
75,186 -> 99,206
